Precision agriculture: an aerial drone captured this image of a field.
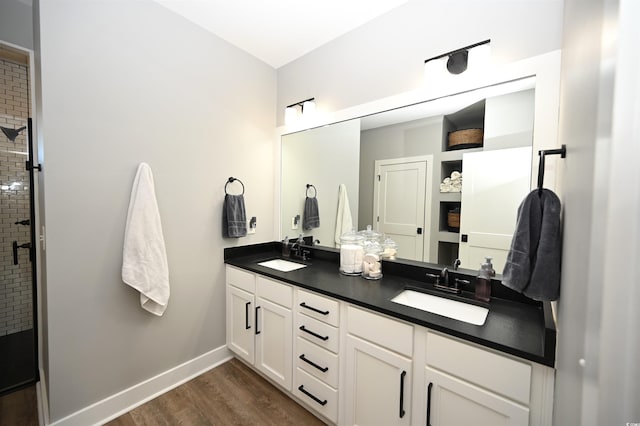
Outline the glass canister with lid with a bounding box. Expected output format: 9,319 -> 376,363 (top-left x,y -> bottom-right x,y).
358,225 -> 382,244
381,237 -> 398,260
339,230 -> 364,275
362,240 -> 383,280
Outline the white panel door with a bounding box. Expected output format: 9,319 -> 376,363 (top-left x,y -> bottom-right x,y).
424,367 -> 529,426
255,297 -> 293,391
226,285 -> 255,364
344,335 -> 412,426
375,159 -> 429,261
458,147 -> 532,273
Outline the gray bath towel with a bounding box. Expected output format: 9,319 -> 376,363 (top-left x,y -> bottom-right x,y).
303,196 -> 320,230
501,189 -> 562,301
223,194 -> 247,238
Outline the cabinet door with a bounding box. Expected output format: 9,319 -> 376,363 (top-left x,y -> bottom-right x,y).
255,297 -> 293,391
424,367 -> 529,426
227,285 -> 255,364
344,335 -> 412,426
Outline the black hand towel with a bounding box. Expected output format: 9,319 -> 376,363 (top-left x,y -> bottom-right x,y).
501,189 -> 562,301
303,196 -> 320,230
223,194 -> 247,238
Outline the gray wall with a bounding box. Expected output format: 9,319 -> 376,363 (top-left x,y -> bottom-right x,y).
36,0 -> 276,421
359,116 -> 442,260
276,0 -> 564,125
281,120 -> 360,247
0,0 -> 33,49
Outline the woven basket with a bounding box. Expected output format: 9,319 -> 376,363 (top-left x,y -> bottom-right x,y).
447,212 -> 460,229
448,128 -> 483,150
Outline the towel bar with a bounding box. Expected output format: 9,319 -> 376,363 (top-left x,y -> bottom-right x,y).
225,177 -> 245,195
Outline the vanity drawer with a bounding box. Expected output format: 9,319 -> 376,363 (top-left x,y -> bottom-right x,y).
426,331 -> 532,405
296,313 -> 339,353
296,337 -> 339,388
295,367 -> 338,424
256,276 -> 292,308
347,305 -> 413,357
226,266 -> 255,293
296,289 -> 339,327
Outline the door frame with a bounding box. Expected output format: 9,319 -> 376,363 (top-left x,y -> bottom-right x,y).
373,155 -> 433,263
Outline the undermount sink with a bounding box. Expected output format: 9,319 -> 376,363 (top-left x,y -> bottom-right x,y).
391,289 -> 489,326
257,259 -> 308,272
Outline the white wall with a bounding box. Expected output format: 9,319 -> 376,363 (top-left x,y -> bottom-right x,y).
36,0 -> 276,421
276,0 -> 564,125
555,0 -> 640,424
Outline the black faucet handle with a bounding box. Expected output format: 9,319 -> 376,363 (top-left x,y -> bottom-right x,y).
425,273 -> 440,284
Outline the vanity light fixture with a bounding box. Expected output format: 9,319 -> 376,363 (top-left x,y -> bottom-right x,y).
285,98 -> 316,124
424,39 -> 491,81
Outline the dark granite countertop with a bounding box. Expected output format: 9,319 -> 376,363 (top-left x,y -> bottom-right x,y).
224,242 -> 556,367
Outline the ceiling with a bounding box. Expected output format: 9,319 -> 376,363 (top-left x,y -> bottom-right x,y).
153,0 -> 408,69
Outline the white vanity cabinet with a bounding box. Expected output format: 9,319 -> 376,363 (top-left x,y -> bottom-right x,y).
226,266 -> 293,391
344,306 -> 414,426
414,330 -> 554,426
293,289 -> 341,423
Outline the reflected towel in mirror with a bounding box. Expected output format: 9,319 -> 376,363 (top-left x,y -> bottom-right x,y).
335,184 -> 353,247
303,196 -> 320,230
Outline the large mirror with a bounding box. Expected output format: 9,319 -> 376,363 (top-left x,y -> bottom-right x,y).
281,77 -> 539,274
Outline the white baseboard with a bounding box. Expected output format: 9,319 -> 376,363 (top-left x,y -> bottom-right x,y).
47,345 -> 232,426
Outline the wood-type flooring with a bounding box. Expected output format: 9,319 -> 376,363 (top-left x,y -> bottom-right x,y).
106,357 -> 325,425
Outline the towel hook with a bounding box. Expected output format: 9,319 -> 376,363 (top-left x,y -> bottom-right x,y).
537,144 -> 566,194
225,177 -> 245,195
306,184 -> 317,198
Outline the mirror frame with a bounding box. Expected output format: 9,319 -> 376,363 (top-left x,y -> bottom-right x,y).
274,50 -> 562,269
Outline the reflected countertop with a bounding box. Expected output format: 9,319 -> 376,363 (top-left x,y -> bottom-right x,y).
224,242 -> 556,367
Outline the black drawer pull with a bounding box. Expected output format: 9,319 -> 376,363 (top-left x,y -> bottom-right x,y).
245,301 -> 251,330
300,302 -> 329,315
299,354 -> 329,372
426,382 -> 433,426
298,385 -> 328,406
299,325 -> 329,341
255,306 -> 261,335
399,370 -> 407,418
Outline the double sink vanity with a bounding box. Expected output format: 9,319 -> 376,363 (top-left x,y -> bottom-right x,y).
225,242 -> 556,426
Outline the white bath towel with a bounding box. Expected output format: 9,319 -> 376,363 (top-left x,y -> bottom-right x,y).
122,163 -> 170,316
334,184 -> 353,247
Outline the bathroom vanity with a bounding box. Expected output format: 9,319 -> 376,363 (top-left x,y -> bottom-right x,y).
224,243 -> 555,426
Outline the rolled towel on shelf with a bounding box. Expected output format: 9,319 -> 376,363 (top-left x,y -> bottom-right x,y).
451,171 -> 462,180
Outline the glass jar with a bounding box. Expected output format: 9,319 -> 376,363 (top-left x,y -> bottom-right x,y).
358,224 -> 383,244
381,237 -> 398,260
362,241 -> 383,280
339,230 -> 364,276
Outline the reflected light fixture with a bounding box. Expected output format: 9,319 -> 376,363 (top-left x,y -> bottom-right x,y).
285,98 -> 316,124
424,39 -> 491,82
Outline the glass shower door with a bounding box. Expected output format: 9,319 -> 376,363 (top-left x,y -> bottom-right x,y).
0,56 -> 38,395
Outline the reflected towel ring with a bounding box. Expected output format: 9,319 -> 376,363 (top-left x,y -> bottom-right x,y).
225,177 -> 245,195
306,184 -> 317,198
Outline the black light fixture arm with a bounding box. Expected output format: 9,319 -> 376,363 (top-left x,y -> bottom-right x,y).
423,39 -> 491,64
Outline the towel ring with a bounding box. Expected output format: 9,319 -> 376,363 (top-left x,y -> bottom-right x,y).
306,184 -> 317,198
225,177 -> 245,195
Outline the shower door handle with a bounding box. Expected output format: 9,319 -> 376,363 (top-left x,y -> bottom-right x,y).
12,241 -> 32,265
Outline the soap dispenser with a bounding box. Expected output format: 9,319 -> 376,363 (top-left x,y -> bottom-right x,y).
475,257 -> 495,302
